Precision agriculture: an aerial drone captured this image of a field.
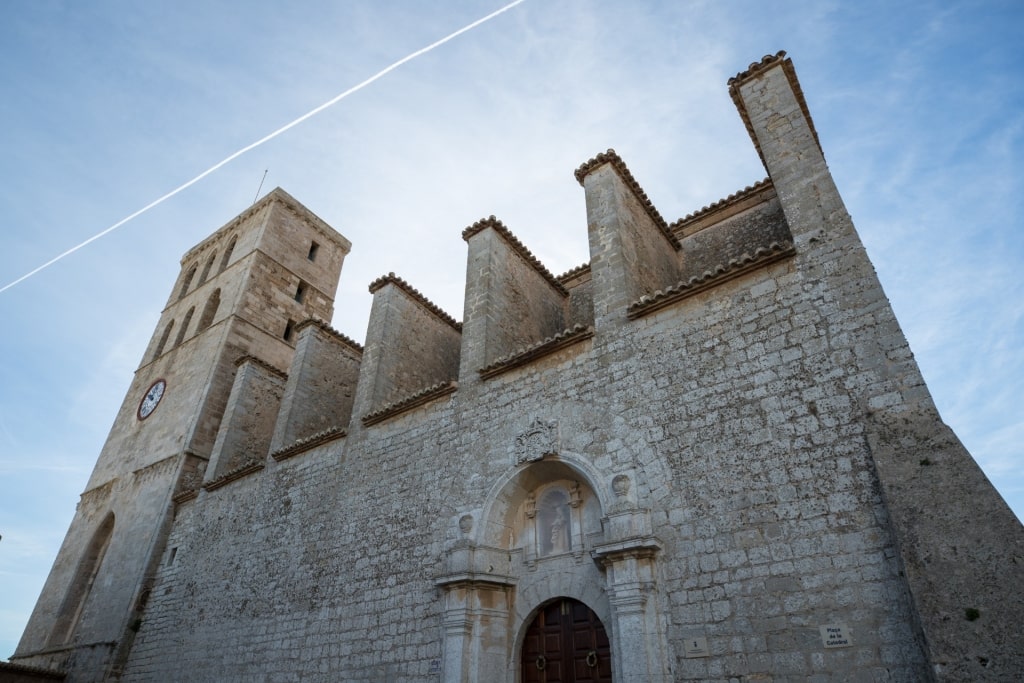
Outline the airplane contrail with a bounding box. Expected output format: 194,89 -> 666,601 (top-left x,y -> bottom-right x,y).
0,0 -> 527,295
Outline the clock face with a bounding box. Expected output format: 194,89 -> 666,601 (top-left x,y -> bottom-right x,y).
138,379 -> 166,420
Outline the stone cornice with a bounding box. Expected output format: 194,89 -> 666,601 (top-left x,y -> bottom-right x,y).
362,380 -> 458,427
591,535 -> 663,565
574,149 -> 680,250
479,324 -> 594,380
728,51 -> 822,169
434,573 -> 518,590
294,318 -> 364,354
627,241 -> 795,319
271,426 -> 347,462
462,216 -> 568,296
202,461 -> 265,492
557,262 -> 591,285
669,179 -> 775,239
172,489 -> 199,505
368,272 -> 462,332
234,354 -> 288,380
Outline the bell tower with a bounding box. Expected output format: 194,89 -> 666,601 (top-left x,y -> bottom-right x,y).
13,188 -> 350,679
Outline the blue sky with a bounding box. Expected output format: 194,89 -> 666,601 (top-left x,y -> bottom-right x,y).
1,0 -> 1021,660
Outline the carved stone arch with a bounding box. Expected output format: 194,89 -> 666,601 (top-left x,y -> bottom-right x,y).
197,250 -> 217,285
515,595 -> 613,683
513,583 -> 612,649
174,307 -> 195,347
475,452 -> 612,551
197,288 -> 220,332
219,235 -> 237,272
177,264 -> 197,300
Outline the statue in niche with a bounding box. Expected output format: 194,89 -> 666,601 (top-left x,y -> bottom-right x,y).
538,488 -> 571,556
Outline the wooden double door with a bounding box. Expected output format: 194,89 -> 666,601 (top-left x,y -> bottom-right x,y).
521,598 -> 612,682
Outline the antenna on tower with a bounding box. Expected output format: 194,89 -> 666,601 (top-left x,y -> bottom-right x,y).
253,169 -> 269,204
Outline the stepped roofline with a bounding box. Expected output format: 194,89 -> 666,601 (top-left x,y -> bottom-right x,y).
368,272 -> 462,331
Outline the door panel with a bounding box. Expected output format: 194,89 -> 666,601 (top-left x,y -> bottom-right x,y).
521,598 -> 612,683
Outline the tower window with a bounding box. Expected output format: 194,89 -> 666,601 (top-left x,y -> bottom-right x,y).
48,513 -> 115,646
294,281 -> 307,304
178,264 -> 197,300
219,236 -> 236,273
154,320 -> 175,359
197,289 -> 220,332
174,307 -> 194,347
307,241 -> 319,262
283,319 -> 296,342
198,251 -> 216,286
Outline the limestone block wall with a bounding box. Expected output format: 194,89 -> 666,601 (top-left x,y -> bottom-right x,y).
460,217 -> 570,373
577,153 -> 680,330
237,251 -> 332,345
270,320 -> 362,452
561,265 -> 595,330
251,190 -> 350,303
674,186 -> 793,282
205,356 -> 287,480
354,275 -> 462,418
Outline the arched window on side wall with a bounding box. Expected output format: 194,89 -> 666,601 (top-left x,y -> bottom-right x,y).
154,320 -> 175,359
197,251 -> 217,286
47,513 -> 115,646
219,236 -> 236,273
178,264 -> 197,300
174,307 -> 194,347
197,289 -> 220,332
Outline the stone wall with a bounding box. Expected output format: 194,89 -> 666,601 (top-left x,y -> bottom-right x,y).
22,53 -> 1024,683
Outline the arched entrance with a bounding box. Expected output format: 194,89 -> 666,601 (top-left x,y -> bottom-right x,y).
521,598 -> 612,682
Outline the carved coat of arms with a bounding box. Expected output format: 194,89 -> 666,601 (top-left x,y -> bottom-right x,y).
514,418 -> 558,464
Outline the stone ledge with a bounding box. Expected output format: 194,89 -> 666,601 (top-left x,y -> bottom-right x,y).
434,572 -> 518,590
462,216 -> 568,296
294,318 -> 364,353
234,354 -> 288,379
626,241 -> 795,319
557,262 -> 591,284
362,380 -> 458,427
591,536 -> 663,564
479,324 -> 594,380
368,272 -> 462,331
0,661 -> 66,680
573,149 -> 680,249
202,461 -> 265,492
271,426 -> 347,462
172,489 -> 199,505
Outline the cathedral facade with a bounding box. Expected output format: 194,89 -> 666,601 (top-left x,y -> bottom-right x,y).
9,52 -> 1024,682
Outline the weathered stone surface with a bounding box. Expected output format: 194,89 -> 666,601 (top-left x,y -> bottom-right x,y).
13,55 -> 1023,683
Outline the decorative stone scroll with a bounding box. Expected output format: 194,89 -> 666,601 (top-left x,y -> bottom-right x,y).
514,418 -> 559,464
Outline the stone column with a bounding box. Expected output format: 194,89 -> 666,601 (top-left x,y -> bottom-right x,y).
593,531 -> 669,682
436,543 -> 517,683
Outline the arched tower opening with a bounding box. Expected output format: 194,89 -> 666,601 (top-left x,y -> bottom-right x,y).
47,512 -> 115,647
